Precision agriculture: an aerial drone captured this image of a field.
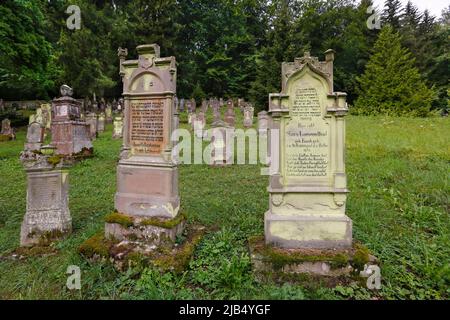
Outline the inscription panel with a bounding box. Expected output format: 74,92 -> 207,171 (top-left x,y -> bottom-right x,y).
130,100 -> 165,155
285,87 -> 330,178
29,175 -> 60,211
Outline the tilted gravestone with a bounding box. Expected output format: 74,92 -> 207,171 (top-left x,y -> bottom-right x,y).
50,85 -> 93,157
19,145 -> 71,247
265,50 -> 351,249
112,44 -> 182,242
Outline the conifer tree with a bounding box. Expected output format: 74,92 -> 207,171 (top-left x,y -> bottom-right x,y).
355,26 -> 435,116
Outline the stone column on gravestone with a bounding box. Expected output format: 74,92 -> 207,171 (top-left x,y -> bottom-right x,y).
114,43 -> 181,219
19,145 -> 71,247
264,50 -> 352,249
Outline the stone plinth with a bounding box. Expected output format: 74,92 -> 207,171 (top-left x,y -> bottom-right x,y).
19,149 -> 71,247
265,51 -> 351,249
51,85 -> 93,157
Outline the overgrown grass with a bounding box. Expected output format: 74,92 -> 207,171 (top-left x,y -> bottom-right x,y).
0,113 -> 448,300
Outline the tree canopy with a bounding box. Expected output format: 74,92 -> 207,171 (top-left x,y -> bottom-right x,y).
0,0 -> 448,115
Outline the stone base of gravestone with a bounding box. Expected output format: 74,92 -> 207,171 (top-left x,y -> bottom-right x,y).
19,152 -> 71,247
0,134 -> 15,142
104,212 -> 186,251
80,224 -> 205,272
248,236 -> 378,280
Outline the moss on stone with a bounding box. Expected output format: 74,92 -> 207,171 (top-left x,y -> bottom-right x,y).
0,134 -> 12,142
104,212 -> 133,228
151,230 -> 203,273
14,246 -> 57,257
139,212 -> 187,229
78,233 -> 117,258
47,155 -> 62,166
352,243 -> 370,270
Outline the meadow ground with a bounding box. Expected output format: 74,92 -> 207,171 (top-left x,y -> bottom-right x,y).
0,113 -> 448,300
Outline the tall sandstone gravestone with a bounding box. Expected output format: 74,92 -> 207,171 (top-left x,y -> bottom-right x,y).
114,44 -> 181,221
51,85 -> 93,158
265,50 -> 351,249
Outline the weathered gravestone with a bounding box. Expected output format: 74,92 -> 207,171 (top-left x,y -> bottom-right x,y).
257,111 -> 269,136
51,85 -> 93,158
97,112 -> 106,133
113,116 -> 124,139
105,104 -> 113,123
41,104 -> 52,131
243,105 -> 254,128
264,51 -> 351,249
19,145 -> 71,247
85,112 -> 98,140
25,122 -> 45,151
0,118 -> 15,140
224,99 -> 236,127
193,111 -> 206,139
208,120 -> 233,166
109,44 -> 184,248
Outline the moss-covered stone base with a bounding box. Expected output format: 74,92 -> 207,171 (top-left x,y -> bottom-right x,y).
79,224 -> 205,273
0,134 -> 14,142
249,236 -> 378,281
104,211 -> 187,249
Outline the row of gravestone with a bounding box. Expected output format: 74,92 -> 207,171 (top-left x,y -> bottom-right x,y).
13,44 -> 372,278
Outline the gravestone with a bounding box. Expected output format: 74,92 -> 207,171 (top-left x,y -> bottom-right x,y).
50,85 -> 93,157
179,98 -> 185,112
224,99 -> 235,127
201,100 -> 208,112
257,111 -> 269,136
265,50 -> 351,249
25,122 -> 45,151
114,44 -> 180,220
193,111 -> 206,139
97,112 -> 106,133
243,105 -> 253,128
19,146 -> 71,247
209,120 -> 233,166
85,112 -> 98,139
113,116 -> 124,139
186,101 -> 194,124
105,104 -> 113,123
41,104 -> 52,131
1,118 -> 14,139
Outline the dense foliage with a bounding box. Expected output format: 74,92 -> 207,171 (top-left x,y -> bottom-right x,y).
0,0 -> 448,115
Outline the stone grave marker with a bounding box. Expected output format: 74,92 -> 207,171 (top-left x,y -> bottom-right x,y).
113,116 -> 124,139
50,85 -> 93,157
224,99 -> 236,127
25,122 -> 45,151
97,112 -> 106,133
257,111 -> 269,136
264,50 -> 351,249
19,146 -> 71,247
85,112 -> 98,139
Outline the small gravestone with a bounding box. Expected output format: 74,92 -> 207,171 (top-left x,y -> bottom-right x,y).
224,100 -> 235,127
97,112 -> 106,133
179,98 -> 185,112
85,112 -> 98,139
257,111 -> 269,136
209,120 -> 233,166
19,146 -> 71,247
51,85 -> 93,158
25,122 -> 45,151
113,116 -> 123,139
0,118 -> 15,140
105,104 -> 113,123
40,104 -> 52,131
243,105 -> 253,128
186,101 -> 194,124
194,111 -> 206,139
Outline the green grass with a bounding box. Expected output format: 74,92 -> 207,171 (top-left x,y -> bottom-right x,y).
0,113 -> 448,300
